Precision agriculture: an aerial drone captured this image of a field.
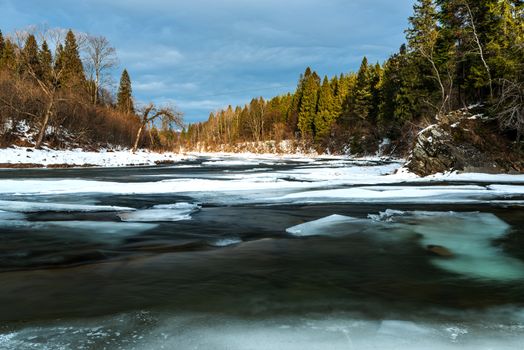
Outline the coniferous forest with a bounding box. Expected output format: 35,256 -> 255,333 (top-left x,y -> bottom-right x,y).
0,0 -> 523,158
180,0 -> 523,156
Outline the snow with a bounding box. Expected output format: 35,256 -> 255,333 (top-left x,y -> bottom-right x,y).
0,146 -> 191,167
276,185 -> 503,204
118,203 -> 201,222
417,124 -> 438,136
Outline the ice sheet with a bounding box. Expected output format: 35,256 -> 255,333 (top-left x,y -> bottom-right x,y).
0,200 -> 134,213
2,311 -> 523,350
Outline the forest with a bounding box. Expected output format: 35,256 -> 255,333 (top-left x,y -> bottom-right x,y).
0,27 -> 181,151
0,0 -> 522,156
181,0 -> 523,155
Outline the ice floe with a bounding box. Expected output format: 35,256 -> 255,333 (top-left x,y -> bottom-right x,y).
118,203 -> 201,222
0,220 -> 157,244
286,214 -> 367,237
287,211 -> 524,281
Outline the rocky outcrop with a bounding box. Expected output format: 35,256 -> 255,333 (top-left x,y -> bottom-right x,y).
407,108 -> 523,176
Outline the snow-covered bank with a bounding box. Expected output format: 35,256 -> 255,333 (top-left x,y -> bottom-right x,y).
0,147 -> 191,167
0,147 -> 400,168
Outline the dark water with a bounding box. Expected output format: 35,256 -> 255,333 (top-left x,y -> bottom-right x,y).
0,157 -> 523,349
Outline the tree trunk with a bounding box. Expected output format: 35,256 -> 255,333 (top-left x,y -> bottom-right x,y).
132,124 -> 145,153
35,99 -> 54,149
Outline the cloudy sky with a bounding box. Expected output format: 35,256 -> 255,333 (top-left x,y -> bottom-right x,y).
0,0 -> 414,123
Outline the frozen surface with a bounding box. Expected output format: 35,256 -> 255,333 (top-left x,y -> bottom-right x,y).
0,200 -> 133,213
0,220 -> 157,244
118,203 -> 201,222
1,310 -> 523,350
288,211 -> 524,281
286,214 -> 366,237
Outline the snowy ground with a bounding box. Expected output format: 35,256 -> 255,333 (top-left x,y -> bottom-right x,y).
0,147 -> 190,167
0,146 -> 401,168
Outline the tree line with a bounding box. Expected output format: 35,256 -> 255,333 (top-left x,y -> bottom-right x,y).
181,0 -> 523,154
0,27 -> 182,150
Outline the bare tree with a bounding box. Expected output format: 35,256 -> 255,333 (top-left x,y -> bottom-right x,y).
85,35 -> 118,105
462,0 -> 493,99
133,103 -> 184,152
496,79 -> 524,143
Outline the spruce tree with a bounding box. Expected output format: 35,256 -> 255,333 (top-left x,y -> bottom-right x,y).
0,39 -> 16,71
60,30 -> 85,88
287,67 -> 312,133
0,30 -> 4,60
22,34 -> 40,78
297,69 -> 320,138
117,69 -> 134,114
39,40 -> 53,83
314,76 -> 336,140
407,0 -> 451,113
347,57 -> 372,122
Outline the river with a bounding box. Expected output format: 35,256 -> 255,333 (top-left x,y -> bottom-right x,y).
0,155 -> 523,349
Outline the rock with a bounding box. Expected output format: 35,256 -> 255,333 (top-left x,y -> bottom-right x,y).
406,108 -> 523,176
427,245 -> 454,257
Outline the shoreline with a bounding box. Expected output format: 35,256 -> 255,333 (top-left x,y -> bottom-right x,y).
0,146 -> 400,169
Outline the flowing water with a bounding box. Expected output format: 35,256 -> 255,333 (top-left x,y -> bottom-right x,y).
0,156 -> 523,349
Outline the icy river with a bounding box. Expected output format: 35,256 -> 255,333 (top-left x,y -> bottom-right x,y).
0,155 -> 524,349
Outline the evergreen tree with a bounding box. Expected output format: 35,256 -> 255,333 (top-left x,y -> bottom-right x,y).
346,57 -> 373,123
0,30 -> 4,60
117,69 -> 134,114
407,0 -> 452,113
297,69 -> 320,138
287,67 -> 312,133
22,34 -> 40,78
379,45 -> 420,137
369,62 -> 383,124
314,76 -> 336,140
0,38 -> 17,71
39,40 -> 53,83
60,30 -> 85,88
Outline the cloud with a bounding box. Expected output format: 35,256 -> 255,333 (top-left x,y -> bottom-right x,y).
0,0 -> 415,123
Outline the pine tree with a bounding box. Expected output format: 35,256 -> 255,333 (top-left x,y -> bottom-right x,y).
314,76 -> 336,140
117,69 -> 134,114
297,69 -> 320,138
